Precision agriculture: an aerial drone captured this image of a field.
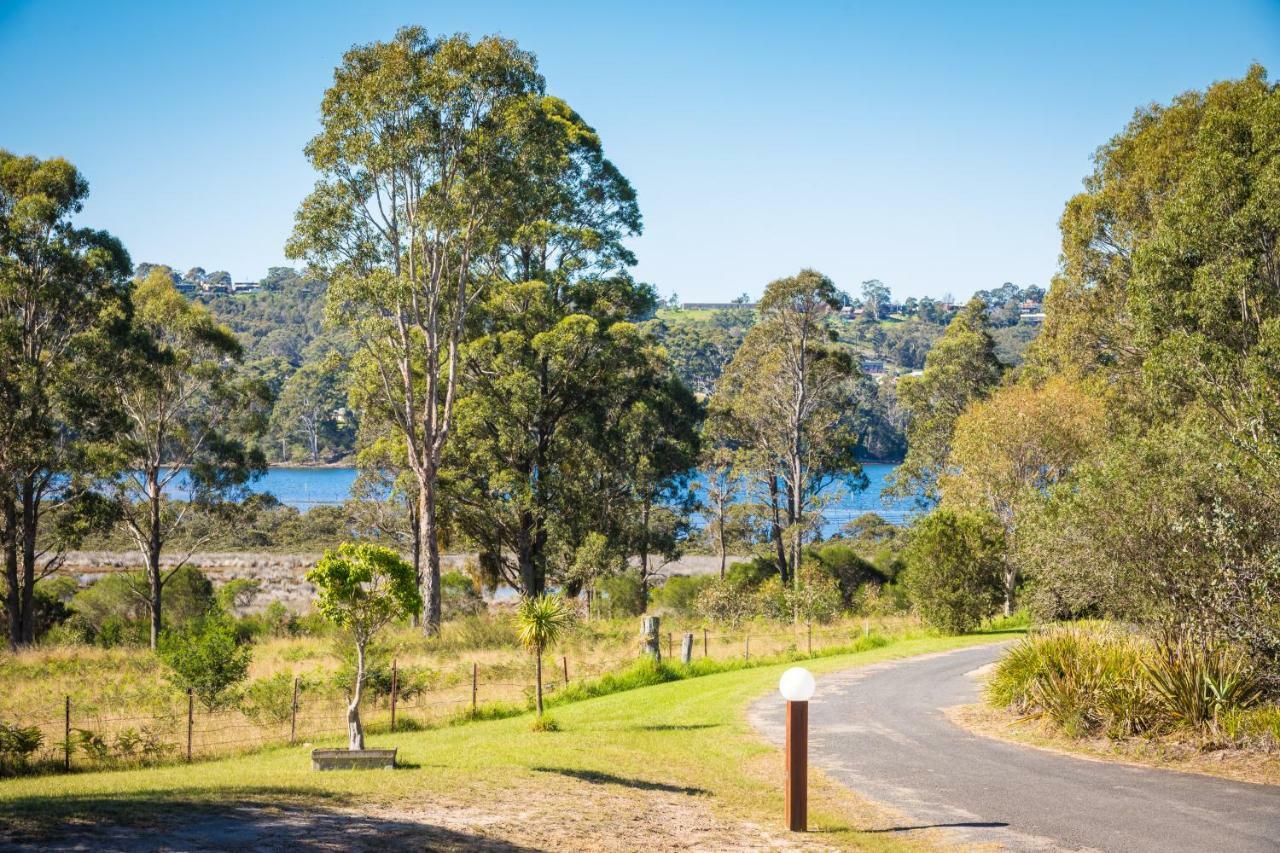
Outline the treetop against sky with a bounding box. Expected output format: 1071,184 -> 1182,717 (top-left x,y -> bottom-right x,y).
1,0 -> 1277,302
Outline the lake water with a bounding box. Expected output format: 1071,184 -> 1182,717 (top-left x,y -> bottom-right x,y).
245,462 -> 921,530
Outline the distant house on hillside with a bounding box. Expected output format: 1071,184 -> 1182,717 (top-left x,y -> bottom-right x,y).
174,280 -> 198,294
1018,298 -> 1046,324
861,358 -> 885,375
232,281 -> 261,294
679,302 -> 757,311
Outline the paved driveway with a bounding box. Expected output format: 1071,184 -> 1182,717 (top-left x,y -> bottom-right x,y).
750,644 -> 1280,852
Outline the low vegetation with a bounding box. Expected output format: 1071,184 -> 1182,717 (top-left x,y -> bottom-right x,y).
0,631 -> 1014,849
988,626 -> 1279,753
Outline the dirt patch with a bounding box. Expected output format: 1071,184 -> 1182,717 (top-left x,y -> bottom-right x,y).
5,776 -> 835,852
949,703 -> 1280,787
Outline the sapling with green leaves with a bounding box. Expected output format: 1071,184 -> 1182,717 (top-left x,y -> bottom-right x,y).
513,594 -> 576,720
307,543 -> 421,750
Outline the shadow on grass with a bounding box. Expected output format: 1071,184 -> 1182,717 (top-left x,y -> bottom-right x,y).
866,821 -> 1010,833
0,788 -> 537,851
532,766 -> 709,796
630,723 -> 722,731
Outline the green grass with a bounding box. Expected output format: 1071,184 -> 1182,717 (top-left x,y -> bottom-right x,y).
0,631 -> 1017,847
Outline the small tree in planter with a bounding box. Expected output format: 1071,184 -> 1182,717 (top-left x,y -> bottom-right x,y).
514,594 -> 575,721
307,543 -> 421,750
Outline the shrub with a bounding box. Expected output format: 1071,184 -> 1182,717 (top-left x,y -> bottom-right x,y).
725,557 -> 776,588
654,575 -> 713,617
158,615 -> 252,710
988,627 -> 1158,738
810,543 -> 886,604
696,576 -> 754,626
441,571 -> 485,619
0,723 -> 43,774
903,509 -> 1004,633
1144,639 -> 1264,730
240,672 -> 296,726
215,578 -> 262,613
786,563 -> 845,624
598,574 -> 645,618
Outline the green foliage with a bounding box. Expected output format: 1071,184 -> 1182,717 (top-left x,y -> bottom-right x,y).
810,542 -> 887,604
513,595 -> 576,655
214,579 -> 261,613
653,575 -> 714,617
306,542 -> 422,642
990,627 -> 1268,741
597,574 -> 646,618
785,563 -> 845,624
239,673 -> 296,727
903,509 -> 1005,633
0,723 -> 43,774
157,615 -> 251,710
695,576 -> 755,627
888,298 -> 1004,502
708,269 -> 864,581
0,149 -> 133,648
1144,640 -> 1264,729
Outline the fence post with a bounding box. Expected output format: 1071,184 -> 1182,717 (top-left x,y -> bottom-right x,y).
390,657 -> 398,733
64,695 -> 71,772
641,615 -> 661,660
562,655 -> 569,685
863,618 -> 870,637
745,635 -> 750,661
290,676 -> 299,745
703,628 -> 708,657
186,688 -> 194,763
471,662 -> 478,712
807,622 -> 813,656
667,632 -> 673,660
681,632 -> 694,665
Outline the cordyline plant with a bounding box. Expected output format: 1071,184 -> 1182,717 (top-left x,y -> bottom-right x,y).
307,543 -> 421,750
513,594 -> 575,719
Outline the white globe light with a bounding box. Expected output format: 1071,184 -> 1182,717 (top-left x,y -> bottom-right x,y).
778,667 -> 816,702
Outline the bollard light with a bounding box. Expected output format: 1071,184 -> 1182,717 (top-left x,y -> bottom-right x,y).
779,666 -> 815,831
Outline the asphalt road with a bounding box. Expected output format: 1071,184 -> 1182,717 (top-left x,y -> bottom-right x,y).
750,644 -> 1280,852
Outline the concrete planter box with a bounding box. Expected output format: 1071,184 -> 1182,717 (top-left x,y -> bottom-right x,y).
311,748 -> 397,770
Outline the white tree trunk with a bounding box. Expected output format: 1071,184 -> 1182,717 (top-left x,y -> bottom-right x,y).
348,640 -> 366,750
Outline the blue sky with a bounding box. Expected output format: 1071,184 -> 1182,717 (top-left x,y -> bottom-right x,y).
2,1 -> 1277,301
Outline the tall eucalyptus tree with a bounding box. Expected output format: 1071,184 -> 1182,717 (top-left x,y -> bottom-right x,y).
288,28 -> 548,632
0,151 -> 132,648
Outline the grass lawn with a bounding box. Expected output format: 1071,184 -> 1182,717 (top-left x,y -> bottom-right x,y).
0,632 -> 1016,850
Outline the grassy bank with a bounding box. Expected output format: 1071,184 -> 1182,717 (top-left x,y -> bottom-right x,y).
3,616 -> 921,771
0,632 -> 1016,850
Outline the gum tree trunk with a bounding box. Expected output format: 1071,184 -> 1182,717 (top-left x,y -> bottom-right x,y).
348,639 -> 366,750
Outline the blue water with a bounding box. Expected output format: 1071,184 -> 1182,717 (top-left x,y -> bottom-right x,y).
237,462 -> 920,528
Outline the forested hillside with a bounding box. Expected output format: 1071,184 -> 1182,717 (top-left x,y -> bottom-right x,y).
136,264 -> 1043,466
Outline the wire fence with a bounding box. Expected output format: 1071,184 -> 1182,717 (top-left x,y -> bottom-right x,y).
12,617 -> 891,775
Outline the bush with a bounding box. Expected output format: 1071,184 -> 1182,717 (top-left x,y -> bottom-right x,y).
598,574 -> 645,618
988,627 -> 1158,738
67,566 -> 218,646
696,576 -> 754,626
240,672 -> 296,726
158,615 -> 252,710
654,575 -> 713,617
441,571 -> 485,619
903,509 -> 1005,633
725,557 -> 776,588
0,723 -> 43,774
1144,639 -> 1264,730
810,543 -> 886,604
988,627 -> 1269,741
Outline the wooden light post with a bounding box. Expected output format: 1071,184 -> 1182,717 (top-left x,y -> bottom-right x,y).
778,667 -> 816,832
